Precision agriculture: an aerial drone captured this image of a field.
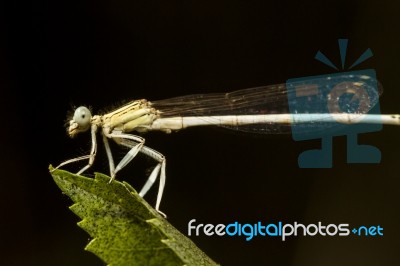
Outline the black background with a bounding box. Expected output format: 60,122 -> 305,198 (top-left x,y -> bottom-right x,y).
2,1 -> 400,265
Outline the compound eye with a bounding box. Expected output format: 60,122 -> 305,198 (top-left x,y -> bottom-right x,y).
73,106 -> 92,129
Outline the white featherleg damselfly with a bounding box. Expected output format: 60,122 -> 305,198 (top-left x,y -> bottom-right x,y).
54,74 -> 400,216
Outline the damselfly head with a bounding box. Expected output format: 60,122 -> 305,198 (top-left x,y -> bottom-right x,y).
68,106 -> 92,137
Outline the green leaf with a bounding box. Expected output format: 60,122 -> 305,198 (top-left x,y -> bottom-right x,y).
49,166 -> 218,266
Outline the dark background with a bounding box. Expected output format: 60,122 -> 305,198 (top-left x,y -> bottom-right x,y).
2,1 -> 400,265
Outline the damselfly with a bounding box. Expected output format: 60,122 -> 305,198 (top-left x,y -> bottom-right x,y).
54,74 -> 400,216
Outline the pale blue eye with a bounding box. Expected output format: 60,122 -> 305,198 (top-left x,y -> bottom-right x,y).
73,106 -> 92,128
